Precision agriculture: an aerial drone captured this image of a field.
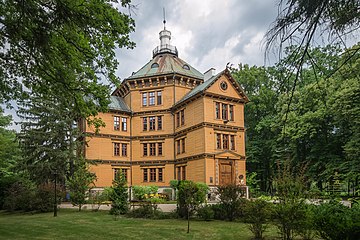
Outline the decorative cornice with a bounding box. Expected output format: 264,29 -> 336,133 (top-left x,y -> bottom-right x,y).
86,132 -> 131,140
132,109 -> 172,117
204,92 -> 246,103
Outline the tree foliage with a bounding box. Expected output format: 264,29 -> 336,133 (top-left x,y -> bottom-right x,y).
0,0 -> 135,106
232,43 -> 360,195
66,161 -> 96,211
108,173 -> 128,218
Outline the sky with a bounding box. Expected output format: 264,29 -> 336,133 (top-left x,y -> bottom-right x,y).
4,0 -> 280,130
114,0 -> 279,81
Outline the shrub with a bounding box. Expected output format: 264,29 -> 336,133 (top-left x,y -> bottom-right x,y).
272,201 -> 307,240
244,199 -> 271,240
197,204 -> 214,221
89,190 -> 109,211
313,201 -> 360,240
295,204 -> 316,240
3,178 -> 37,211
132,185 -> 158,200
127,202 -> 159,219
211,203 -> 227,220
216,184 -> 247,221
35,183 -> 63,212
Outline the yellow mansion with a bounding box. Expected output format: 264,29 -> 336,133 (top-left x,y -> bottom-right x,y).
84,26 -> 249,189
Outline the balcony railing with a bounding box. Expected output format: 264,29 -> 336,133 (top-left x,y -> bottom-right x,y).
153,44 -> 178,57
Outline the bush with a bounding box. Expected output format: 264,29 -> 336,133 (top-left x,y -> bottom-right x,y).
211,203 -> 227,220
216,184 -> 247,221
3,178 -> 37,211
295,204 -> 316,240
313,201 -> 360,240
132,185 -> 158,200
244,199 -> 271,240
272,201 -> 307,240
3,179 -> 62,212
197,204 -> 214,221
127,202 -> 159,219
89,190 -> 109,211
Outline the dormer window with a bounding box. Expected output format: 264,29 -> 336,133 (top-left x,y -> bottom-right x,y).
183,64 -> 190,70
151,63 -> 159,68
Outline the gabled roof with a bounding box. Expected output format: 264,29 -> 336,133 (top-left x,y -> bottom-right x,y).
108,96 -> 131,113
175,68 -> 249,107
175,71 -> 224,105
126,54 -> 203,80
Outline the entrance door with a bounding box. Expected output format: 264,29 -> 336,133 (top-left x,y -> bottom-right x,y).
219,162 -> 233,185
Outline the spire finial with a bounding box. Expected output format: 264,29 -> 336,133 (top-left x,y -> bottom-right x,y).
163,8 -> 166,30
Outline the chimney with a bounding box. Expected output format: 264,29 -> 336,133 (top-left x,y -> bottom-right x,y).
204,68 -> 216,81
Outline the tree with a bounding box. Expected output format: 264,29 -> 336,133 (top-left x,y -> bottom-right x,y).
265,0 -> 360,123
0,108 -> 22,209
108,173 -> 128,219
66,161 -> 96,211
175,180 -> 208,233
266,0 -> 360,71
0,0 -> 135,107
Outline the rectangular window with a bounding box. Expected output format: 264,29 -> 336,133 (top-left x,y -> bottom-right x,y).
157,91 -> 162,105
114,168 -> 119,180
230,135 -> 235,150
149,143 -> 156,156
114,143 -> 120,156
223,134 -> 229,149
181,109 -> 185,126
114,116 -> 120,130
222,104 -> 228,120
158,168 -> 163,182
121,143 -> 127,156
177,167 -> 181,180
182,166 -> 186,180
150,168 -> 156,182
182,139 -> 185,153
142,93 -> 147,106
176,112 -> 180,127
121,117 -> 127,131
176,140 -> 181,154
158,143 -> 163,156
215,102 -> 220,119
143,143 -> 148,156
121,169 -> 127,181
157,116 -> 162,130
216,134 -> 221,149
142,117 -> 147,131
143,169 -> 148,182
229,105 -> 234,121
149,92 -> 155,106
149,116 -> 156,131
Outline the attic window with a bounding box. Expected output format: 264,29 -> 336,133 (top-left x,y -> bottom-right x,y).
183,64 -> 190,70
151,63 -> 159,68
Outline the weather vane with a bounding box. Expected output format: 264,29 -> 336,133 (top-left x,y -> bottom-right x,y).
163,7 -> 166,30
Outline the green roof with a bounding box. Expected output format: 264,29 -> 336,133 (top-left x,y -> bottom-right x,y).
109,96 -> 131,113
126,54 -> 203,80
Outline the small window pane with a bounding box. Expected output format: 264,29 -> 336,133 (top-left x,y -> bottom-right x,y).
149,92 -> 155,106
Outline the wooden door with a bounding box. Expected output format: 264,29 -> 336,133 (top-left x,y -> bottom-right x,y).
219,163 -> 233,185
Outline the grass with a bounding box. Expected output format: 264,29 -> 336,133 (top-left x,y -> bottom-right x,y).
0,209 -> 284,240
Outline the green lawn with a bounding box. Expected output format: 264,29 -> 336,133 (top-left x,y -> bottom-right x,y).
0,209 -> 282,240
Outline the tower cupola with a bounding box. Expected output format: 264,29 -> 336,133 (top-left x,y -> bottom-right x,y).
152,14 -> 178,58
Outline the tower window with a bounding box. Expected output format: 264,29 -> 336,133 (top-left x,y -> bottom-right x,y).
151,63 -> 159,68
